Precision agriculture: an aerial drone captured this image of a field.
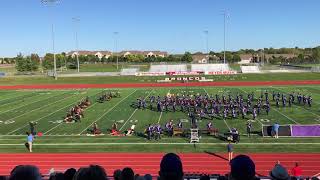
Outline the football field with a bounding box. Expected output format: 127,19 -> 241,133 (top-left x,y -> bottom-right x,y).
0,85 -> 320,153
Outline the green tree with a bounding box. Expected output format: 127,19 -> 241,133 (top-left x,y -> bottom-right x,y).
30,54 -> 40,71
232,54 -> 241,63
181,52 -> 193,62
42,53 -> 54,70
15,53 -> 27,72
312,48 -> 320,63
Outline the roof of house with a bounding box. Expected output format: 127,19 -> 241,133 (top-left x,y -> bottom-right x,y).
192,54 -> 209,62
239,54 -> 253,60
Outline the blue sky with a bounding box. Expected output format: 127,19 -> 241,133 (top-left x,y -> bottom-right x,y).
0,0 -> 319,57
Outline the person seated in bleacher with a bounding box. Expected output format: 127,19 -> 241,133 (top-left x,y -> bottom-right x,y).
229,155 -> 257,180
9,165 -> 42,180
159,153 -> 184,180
231,128 -> 240,143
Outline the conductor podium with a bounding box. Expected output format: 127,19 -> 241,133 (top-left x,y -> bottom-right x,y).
190,128 -> 199,143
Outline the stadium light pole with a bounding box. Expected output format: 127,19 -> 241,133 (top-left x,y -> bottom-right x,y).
41,0 -> 59,80
221,10 -> 229,64
113,32 -> 119,70
72,17 -> 80,73
203,30 -> 209,55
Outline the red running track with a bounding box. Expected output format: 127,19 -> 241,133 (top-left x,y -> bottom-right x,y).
0,80 -> 320,89
0,153 -> 319,177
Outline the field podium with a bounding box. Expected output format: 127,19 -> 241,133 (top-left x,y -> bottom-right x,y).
190,128 -> 200,143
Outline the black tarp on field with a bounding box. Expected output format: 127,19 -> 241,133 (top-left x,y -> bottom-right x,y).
262,125 -> 291,137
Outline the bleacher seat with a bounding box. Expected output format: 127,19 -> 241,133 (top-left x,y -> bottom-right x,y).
149,64 -> 187,72
120,68 -> 139,75
240,66 -> 261,73
191,64 -> 230,72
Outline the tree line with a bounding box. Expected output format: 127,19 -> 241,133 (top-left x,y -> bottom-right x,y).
10,46 -> 320,72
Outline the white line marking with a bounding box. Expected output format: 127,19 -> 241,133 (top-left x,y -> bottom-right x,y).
157,89 -> 170,124
0,91 -> 29,103
0,142 -> 319,146
239,88 -> 299,124
1,93 -> 71,127
79,90 -> 137,134
0,94 -> 54,114
272,108 -> 299,124
272,87 -> 320,122
119,90 -> 153,131
203,88 -> 231,130
7,94 -> 78,135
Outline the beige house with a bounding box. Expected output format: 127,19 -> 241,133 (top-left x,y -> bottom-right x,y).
67,51 -> 112,59
120,51 -> 168,57
192,54 -> 209,64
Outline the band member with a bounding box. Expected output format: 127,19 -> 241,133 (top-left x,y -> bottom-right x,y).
252,108 -> 257,120
246,121 -> 252,137
155,124 -> 161,140
207,122 -> 213,135
93,122 -> 101,135
307,96 -> 312,107
64,113 -> 73,123
112,122 -> 118,131
147,124 -> 153,140
177,120 -> 183,129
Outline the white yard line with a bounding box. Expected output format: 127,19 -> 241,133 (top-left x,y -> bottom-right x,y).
0,91 -> 28,103
0,92 -> 64,115
7,94 -> 79,135
120,90 -> 153,131
272,87 -> 320,121
79,90 -> 137,134
119,109 -> 138,131
271,108 -> 299,124
0,142 -> 319,146
239,88 -> 299,124
2,93 -> 71,128
157,89 -> 171,124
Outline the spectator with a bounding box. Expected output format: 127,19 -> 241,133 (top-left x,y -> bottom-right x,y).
144,174 -> 152,180
270,164 -> 290,180
121,167 -> 134,180
49,172 -> 64,180
135,176 -> 145,180
159,153 -> 184,180
229,155 -> 256,180
272,123 -> 280,139
9,165 -> 42,180
113,169 -> 122,180
26,132 -> 34,152
227,141 -> 233,162
73,165 -> 107,180
200,175 -> 210,180
64,168 -> 76,180
291,163 -> 302,180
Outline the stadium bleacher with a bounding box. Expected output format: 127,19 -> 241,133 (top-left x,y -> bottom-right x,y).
191,64 -> 230,72
120,68 -> 139,76
149,64 -> 187,72
3,153 -> 316,180
240,65 -> 261,73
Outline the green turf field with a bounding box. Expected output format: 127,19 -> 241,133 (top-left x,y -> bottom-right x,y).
0,85 -> 319,153
0,72 -> 320,85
